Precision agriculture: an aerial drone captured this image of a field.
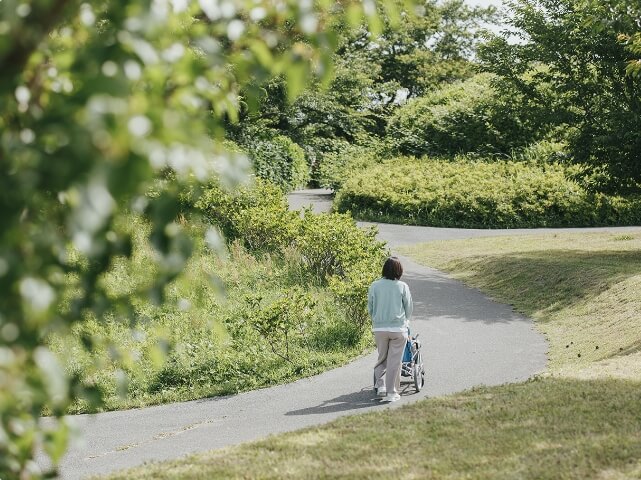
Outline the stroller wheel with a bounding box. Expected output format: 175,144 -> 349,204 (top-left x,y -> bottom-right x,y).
413,352 -> 425,392
413,363 -> 424,392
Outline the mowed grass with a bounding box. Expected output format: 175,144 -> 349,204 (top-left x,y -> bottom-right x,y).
104,378 -> 641,480
400,230 -> 641,379
101,230 -> 641,479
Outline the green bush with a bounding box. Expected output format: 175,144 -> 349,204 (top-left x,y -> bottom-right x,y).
297,210 -> 384,280
48,209 -> 383,413
196,179 -> 388,332
387,74 -> 536,157
296,210 -> 387,330
316,140 -> 388,191
246,134 -> 310,191
195,178 -> 300,253
335,156 -> 641,228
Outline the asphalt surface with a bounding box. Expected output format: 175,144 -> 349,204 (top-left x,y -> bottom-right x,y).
43,189 -> 640,479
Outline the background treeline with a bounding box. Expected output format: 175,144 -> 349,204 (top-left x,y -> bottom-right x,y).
234,0 -> 641,227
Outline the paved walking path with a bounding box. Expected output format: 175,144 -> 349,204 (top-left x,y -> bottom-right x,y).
45,189 -> 640,479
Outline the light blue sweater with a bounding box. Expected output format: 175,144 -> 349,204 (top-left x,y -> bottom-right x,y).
367,278 -> 413,332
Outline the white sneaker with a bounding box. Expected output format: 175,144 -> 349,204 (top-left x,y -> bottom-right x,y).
382,393 -> 401,402
376,387 -> 387,397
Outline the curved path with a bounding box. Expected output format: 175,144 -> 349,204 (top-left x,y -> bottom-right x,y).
45,190 -> 640,479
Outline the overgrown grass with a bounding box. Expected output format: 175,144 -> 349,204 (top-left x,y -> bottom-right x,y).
401,231 -> 641,379
49,215 -> 372,414
100,230 -> 641,479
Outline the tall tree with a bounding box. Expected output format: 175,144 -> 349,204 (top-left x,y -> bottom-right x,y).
340,0 -> 497,102
232,0 -> 496,179
479,0 -> 641,191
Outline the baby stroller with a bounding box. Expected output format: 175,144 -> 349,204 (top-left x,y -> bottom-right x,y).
374,332 -> 425,393
401,332 -> 425,392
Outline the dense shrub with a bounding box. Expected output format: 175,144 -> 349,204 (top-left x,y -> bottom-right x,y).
387,74 -> 537,157
335,156 -> 641,228
195,178 -> 300,253
297,211 -> 387,330
250,135 -> 309,191
196,179 -> 387,330
49,201 -> 385,413
316,140 -> 388,190
232,124 -> 309,191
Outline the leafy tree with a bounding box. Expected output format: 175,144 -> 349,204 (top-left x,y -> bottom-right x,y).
231,55 -> 380,182
479,0 -> 641,191
339,0 -> 497,102
232,0 -> 497,184
387,73 -> 543,156
578,0 -> 641,78
0,0 -> 398,477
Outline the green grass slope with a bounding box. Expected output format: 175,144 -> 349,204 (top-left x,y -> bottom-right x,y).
401,231 -> 641,379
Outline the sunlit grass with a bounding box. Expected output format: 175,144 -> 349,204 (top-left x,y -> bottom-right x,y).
400,230 -> 641,379
103,378 -> 641,480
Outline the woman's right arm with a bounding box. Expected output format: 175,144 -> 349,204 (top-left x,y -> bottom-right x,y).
403,284 -> 413,319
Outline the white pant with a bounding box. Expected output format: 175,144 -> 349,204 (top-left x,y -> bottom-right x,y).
373,331 -> 407,394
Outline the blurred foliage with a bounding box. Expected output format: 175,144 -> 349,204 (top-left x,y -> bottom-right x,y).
478,0 -> 641,192
0,0 -> 407,476
335,156 -> 641,228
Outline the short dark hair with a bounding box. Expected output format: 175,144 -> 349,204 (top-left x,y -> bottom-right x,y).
382,256 -> 403,280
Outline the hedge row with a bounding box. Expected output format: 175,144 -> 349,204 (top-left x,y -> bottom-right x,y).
334,157 -> 641,228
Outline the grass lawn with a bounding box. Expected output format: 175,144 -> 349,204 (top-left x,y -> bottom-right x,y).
400,230 -> 641,379
101,230 -> 641,479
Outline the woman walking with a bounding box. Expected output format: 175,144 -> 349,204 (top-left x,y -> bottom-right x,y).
368,256 -> 413,402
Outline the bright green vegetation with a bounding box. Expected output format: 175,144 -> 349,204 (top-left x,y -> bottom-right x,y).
387,73 -> 536,157
102,230 -> 641,479
105,378 -> 641,480
401,231 -> 641,379
49,225 -> 368,413
234,1 -> 495,187
49,182 -> 385,413
233,134 -> 310,192
335,157 -> 641,228
2,0 -> 399,473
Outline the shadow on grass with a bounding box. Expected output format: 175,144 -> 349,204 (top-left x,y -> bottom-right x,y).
616,338 -> 641,357
442,249 -> 641,315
